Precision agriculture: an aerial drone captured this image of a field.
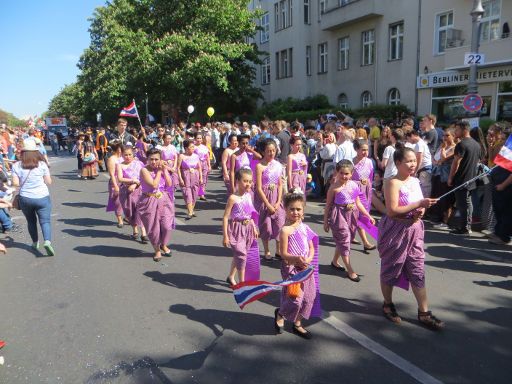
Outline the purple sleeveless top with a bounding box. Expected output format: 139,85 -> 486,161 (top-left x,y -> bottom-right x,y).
160,145 -> 177,162
334,180 -> 361,205
181,154 -> 200,169
262,160 -> 283,186
194,144 -> 209,162
352,157 -> 373,181
398,177 -> 423,217
235,151 -> 253,172
230,193 -> 256,221
122,160 -> 144,180
141,169 -> 166,193
291,153 -> 307,172
287,223 -> 311,258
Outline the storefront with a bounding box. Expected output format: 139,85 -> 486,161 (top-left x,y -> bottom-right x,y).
417,65 -> 512,123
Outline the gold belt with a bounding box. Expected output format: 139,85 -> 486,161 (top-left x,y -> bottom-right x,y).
145,191 -> 163,199
267,183 -> 276,191
189,168 -> 196,173
231,219 -> 251,225
292,170 -> 304,175
335,203 -> 355,210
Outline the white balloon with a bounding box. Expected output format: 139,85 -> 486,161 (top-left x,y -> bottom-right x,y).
187,105 -> 194,114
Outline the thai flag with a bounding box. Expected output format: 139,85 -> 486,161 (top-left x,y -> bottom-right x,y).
232,266 -> 314,309
494,134 -> 512,172
119,100 -> 139,117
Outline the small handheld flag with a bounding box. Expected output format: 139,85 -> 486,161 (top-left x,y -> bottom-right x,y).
493,134 -> 512,172
120,100 -> 139,118
232,266 -> 314,309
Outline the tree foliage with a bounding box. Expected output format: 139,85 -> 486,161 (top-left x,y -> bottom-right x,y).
48,0 -> 262,124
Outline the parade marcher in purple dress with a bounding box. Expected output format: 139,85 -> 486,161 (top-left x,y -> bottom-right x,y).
352,140 -> 376,251
117,146 -> 148,243
194,132 -> 211,200
255,139 -> 285,261
178,140 -> 202,220
222,168 -> 260,286
378,147 -> 444,330
159,133 -> 179,191
323,160 -> 375,282
287,136 -> 308,193
137,148 -> 174,262
222,134 -> 238,195
105,140 -> 124,228
230,134 -> 262,193
274,189 -> 320,339
134,133 -> 148,163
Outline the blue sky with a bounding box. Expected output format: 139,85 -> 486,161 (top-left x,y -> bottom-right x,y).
0,0 -> 106,118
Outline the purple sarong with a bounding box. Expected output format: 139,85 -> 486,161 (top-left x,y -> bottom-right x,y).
180,154 -> 200,204
106,179 -> 123,216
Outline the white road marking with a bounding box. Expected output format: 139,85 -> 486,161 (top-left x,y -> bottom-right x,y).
322,311 -> 444,384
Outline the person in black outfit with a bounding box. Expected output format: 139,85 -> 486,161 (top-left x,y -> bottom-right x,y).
56,131 -> 66,151
489,164 -> 512,245
448,121 -> 482,235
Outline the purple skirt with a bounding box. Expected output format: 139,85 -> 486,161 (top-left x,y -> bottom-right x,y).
106,179 -> 123,216
279,263 -> 317,322
329,205 -> 358,256
228,220 -> 256,272
254,185 -> 285,241
198,160 -> 209,196
181,168 -> 199,204
291,172 -> 307,193
378,216 -> 425,290
119,186 -> 142,226
137,193 -> 174,247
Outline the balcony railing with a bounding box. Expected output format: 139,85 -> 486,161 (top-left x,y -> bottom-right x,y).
320,0 -> 384,31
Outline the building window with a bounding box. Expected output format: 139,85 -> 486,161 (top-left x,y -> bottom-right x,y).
361,91 -> 373,107
338,36 -> 349,70
275,0 -> 293,31
497,81 -> 512,122
261,57 -> 271,85
319,0 -> 326,15
304,0 -> 310,24
481,0 -> 501,41
306,45 -> 311,76
362,30 -> 375,66
387,88 -> 401,105
435,11 -> 454,54
318,42 -> 328,73
338,93 -> 348,109
389,22 -> 404,60
276,48 -> 293,79
260,13 -> 270,43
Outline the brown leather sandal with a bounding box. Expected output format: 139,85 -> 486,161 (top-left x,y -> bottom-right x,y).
418,310 -> 444,331
382,302 -> 401,323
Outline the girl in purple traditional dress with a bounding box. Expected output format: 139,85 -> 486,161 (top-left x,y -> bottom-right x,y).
230,134 -> 262,193
137,148 -> 174,262
274,189 -> 320,339
117,146 -> 148,243
352,140 -> 376,251
287,136 -> 308,192
378,147 -> 443,330
323,160 -> 375,282
178,140 -> 202,220
255,139 -> 285,261
159,133 -> 179,192
194,132 -> 211,201
222,134 -> 238,194
134,132 -> 148,164
222,168 -> 259,286
105,140 -> 124,228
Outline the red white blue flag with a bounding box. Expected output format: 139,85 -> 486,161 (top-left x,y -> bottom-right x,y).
494,134 -> 512,172
119,100 -> 139,118
232,266 -> 314,309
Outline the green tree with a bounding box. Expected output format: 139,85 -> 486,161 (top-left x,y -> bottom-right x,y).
71,0 -> 262,123
47,83 -> 86,126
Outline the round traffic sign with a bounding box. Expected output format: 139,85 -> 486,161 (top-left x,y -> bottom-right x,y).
463,94 -> 483,112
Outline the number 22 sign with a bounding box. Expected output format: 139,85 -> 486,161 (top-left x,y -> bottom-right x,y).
464,53 -> 486,66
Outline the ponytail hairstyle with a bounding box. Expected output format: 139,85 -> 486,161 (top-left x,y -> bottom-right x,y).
289,135 -> 302,145
393,147 -> 415,163
182,139 -> 194,150
283,187 -> 306,208
335,159 -> 354,172
109,139 -> 122,153
235,167 -> 252,181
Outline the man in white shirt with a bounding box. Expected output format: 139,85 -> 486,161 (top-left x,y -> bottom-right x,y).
333,128 -> 356,164
406,130 -> 432,197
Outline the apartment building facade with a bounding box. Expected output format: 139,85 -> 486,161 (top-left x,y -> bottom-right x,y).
417,0 -> 512,122
250,0 -> 512,122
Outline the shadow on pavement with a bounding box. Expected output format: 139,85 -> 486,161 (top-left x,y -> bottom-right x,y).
63,228 -> 129,240
170,243 -> 229,258
59,217 -> 115,227
143,271 -> 231,294
62,202 -> 106,209
75,245 -> 147,258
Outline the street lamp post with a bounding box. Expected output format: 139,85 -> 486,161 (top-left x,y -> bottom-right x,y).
466,0 -> 485,118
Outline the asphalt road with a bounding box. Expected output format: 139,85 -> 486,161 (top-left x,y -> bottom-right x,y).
0,154 -> 510,384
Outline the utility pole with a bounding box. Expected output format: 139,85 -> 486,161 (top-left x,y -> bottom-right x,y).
465,0 -> 485,120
